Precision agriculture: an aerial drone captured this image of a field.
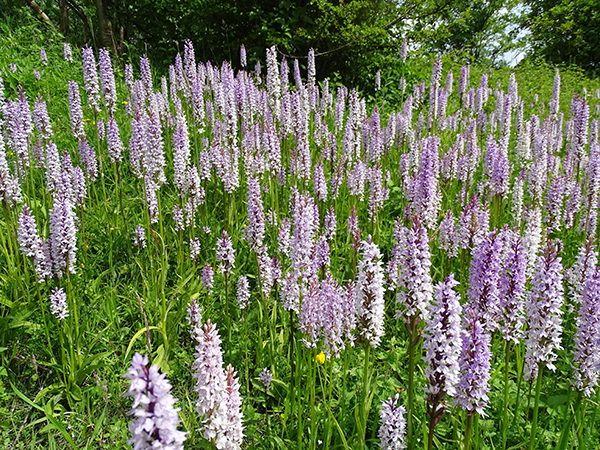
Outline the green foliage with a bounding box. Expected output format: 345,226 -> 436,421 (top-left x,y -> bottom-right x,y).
2,10 -> 600,450
424,0 -> 523,63
526,0 -> 600,75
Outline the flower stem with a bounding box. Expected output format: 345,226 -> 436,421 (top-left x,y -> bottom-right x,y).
358,344 -> 371,449
464,413 -> 473,450
502,340 -> 511,450
529,364 -> 544,450
407,317 -> 417,450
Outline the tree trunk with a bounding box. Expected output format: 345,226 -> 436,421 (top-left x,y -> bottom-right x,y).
65,0 -> 91,44
94,0 -> 115,52
23,0 -> 56,30
59,0 -> 69,36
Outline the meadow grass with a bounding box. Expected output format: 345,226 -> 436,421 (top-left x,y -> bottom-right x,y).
1,13 -> 600,450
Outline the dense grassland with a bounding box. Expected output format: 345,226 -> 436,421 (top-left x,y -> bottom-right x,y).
1,14 -> 600,450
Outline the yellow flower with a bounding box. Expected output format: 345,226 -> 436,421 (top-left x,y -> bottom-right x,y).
122,101 -> 128,105
316,351 -> 326,364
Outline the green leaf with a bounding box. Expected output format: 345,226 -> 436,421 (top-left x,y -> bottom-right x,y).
124,326 -> 165,361
43,400 -> 76,449
9,380 -> 44,412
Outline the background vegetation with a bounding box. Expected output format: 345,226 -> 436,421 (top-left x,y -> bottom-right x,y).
1,1 -> 600,449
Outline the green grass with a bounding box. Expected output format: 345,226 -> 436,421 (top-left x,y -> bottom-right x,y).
1,10 -> 600,450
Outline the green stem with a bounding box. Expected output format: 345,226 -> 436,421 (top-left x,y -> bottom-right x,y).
243,310 -> 249,394
574,393 -> 586,448
512,343 -> 525,430
407,318 -> 417,450
502,340 -> 511,450
224,271 -> 231,359
340,347 -> 349,433
310,350 -> 317,450
529,365 -> 544,450
359,344 -> 371,449
57,322 -> 69,387
36,283 -> 53,359
325,359 -> 334,450
464,414 -> 473,450
115,161 -> 129,237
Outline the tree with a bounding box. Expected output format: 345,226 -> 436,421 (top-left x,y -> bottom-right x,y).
525,0 -> 600,74
424,0 -> 522,64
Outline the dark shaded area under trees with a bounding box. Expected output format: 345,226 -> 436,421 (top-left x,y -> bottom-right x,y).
2,0 -> 599,89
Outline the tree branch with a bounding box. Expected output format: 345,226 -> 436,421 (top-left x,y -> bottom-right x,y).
23,0 -> 56,30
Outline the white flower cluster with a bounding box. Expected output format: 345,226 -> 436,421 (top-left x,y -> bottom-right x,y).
524,243 -> 564,381
192,320 -> 244,449
356,237 -> 386,348
378,393 -> 407,450
122,353 -> 187,450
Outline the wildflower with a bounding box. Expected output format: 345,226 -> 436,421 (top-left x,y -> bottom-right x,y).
466,231 -> 504,333
187,298 -> 202,341
316,351 -> 326,364
190,237 -> 201,263
173,116 -> 190,195
307,48 -> 316,91
243,176 -> 265,250
172,204 -> 184,232
96,119 -> 105,141
98,48 -> 117,113
566,238 -> 598,305
438,210 -> 458,257
347,205 -> 360,251
78,138 -> 98,181
49,287 -> 69,321
391,217 -> 433,322
240,44 -> 247,68
222,364 -> 244,449
313,163 -> 328,203
40,48 -> 47,66
132,225 -> 146,248
399,37 -> 408,63
408,136 -> 441,229
67,80 -> 85,141
455,313 -> 492,417
201,263 -> 214,294
258,368 -> 272,392
524,240 -> 564,381
499,229 -> 527,342
378,393 -> 407,450
355,236 -> 385,348
266,46 -> 281,116
277,218 -> 291,256
216,231 -> 235,275
33,94 -> 53,141
572,268 -> 600,396
290,191 -> 317,284
82,46 -> 101,112
63,42 -> 73,62
106,116 -> 124,163
321,207 -> 336,241
237,276 -> 250,310
424,274 -> 462,410
49,195 -> 77,277
192,320 -> 244,449
183,39 -> 197,84
122,353 -> 187,449
17,204 -> 49,281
